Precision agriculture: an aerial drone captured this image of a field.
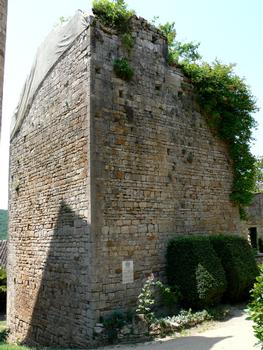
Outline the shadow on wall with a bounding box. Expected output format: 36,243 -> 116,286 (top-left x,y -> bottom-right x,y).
24,201 -> 92,347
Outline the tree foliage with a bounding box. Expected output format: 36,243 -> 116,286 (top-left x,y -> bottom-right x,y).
254,156 -> 263,192
182,61 -> 257,216
248,263 -> 263,346
0,210 -> 7,240
158,19 -> 257,216
157,21 -> 201,64
92,0 -> 134,33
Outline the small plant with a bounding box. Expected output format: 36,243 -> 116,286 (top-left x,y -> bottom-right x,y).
157,21 -> 201,65
0,268 -> 6,312
136,277 -> 179,323
121,32 -> 134,52
113,58 -> 133,81
0,327 -> 8,343
92,0 -> 134,33
93,0 -> 135,55
101,309 -> 132,343
166,308 -> 212,328
151,307 -> 230,337
53,16 -> 71,28
0,268 -> 6,294
248,263 -> 263,346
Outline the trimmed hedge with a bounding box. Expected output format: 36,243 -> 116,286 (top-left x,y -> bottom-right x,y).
209,235 -> 258,302
166,235 -> 226,308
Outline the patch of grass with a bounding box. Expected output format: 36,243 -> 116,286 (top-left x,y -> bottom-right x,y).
0,321 -> 30,350
0,343 -> 30,350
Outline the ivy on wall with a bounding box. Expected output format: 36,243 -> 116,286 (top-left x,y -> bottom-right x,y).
182,61 -> 257,217
92,0 -> 257,217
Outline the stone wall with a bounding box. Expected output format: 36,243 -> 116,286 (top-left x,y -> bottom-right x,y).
90,17 -> 241,313
244,193 -> 263,247
8,27 -> 95,347
0,0 -> 7,133
8,16 -> 242,347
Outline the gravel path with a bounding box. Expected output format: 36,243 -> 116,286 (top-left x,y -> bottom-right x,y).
94,307 -> 260,350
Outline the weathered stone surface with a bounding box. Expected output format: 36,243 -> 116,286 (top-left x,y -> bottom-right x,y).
246,193 -> 263,228
8,15 -> 242,348
243,193 -> 263,247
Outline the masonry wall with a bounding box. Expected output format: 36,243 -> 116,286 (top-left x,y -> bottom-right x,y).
90,17 -> 242,314
8,16 -> 242,347
8,28 -> 95,347
0,0 -> 7,133
244,193 -> 263,242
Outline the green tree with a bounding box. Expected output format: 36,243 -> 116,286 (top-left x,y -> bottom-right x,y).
0,210 -> 7,240
254,156 -> 263,192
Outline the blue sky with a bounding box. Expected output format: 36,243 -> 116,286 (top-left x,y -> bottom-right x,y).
0,0 -> 262,209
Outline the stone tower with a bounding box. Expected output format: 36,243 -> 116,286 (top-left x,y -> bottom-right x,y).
8,13 -> 242,347
0,0 -> 7,134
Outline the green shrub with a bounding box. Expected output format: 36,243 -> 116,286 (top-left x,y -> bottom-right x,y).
0,268 -> 6,312
248,263 -> 263,346
258,237 -> 263,253
166,235 -> 226,309
92,0 -> 134,33
101,309 -> 132,343
136,277 -> 179,323
210,235 -> 258,302
113,58 -> 133,81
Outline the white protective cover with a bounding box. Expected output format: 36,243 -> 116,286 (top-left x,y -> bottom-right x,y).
10,10 -> 91,139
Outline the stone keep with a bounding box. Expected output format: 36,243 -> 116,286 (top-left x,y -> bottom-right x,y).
8,14 -> 242,347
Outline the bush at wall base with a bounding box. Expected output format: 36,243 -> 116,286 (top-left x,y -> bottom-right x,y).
209,235 -> 258,302
166,235 -> 227,309
0,268 -> 6,312
248,263 -> 263,346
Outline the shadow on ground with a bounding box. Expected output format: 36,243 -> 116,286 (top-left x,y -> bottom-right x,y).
157,335 -> 231,350
99,336 -> 232,350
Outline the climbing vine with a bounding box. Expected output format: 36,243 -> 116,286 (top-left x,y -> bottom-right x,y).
156,19 -> 257,217
92,0 -> 257,216
182,62 -> 257,216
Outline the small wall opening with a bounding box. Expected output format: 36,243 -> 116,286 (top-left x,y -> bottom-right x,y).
249,227 -> 257,249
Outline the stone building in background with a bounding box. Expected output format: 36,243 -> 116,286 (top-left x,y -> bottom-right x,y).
245,193 -> 263,249
8,12 -> 242,347
0,0 -> 7,134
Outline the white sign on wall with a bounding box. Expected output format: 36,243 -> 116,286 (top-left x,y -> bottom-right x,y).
122,260 -> 134,284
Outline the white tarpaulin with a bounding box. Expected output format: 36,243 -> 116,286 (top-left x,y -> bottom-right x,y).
10,10 -> 91,139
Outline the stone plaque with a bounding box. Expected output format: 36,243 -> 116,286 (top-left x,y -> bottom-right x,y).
122,260 -> 134,284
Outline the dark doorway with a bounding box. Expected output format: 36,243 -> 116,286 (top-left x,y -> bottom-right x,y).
249,227 -> 257,249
